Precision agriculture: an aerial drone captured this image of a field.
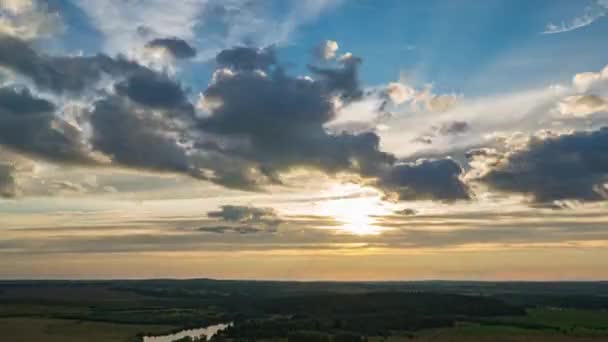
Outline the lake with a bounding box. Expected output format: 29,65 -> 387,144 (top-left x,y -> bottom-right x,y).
143,322 -> 232,342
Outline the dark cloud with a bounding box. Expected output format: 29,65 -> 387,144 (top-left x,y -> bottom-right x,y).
0,86 -> 92,163
439,121 -> 469,135
0,35 -> 143,94
395,208 -> 417,216
378,159 -> 470,201
0,161 -> 17,198
89,96 -> 194,174
475,127 -> 608,202
197,226 -> 273,234
145,37 -> 197,59
201,47 -> 393,180
207,205 -> 282,226
115,71 -> 194,115
0,39 -> 472,202
216,46 -> 276,71
309,54 -> 363,101
198,46 -> 470,201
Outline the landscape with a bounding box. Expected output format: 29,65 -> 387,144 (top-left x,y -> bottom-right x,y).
2,0 -> 608,341
1,280 -> 608,341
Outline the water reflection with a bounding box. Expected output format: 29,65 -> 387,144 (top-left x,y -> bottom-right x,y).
143,322 -> 232,342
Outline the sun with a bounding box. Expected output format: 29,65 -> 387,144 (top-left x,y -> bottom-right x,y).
316,184 -> 393,235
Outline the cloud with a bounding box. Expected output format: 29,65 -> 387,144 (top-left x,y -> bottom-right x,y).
377,158 -> 470,201
0,36 -> 470,202
0,86 -> 92,163
89,96 -> 194,175
472,127 -> 608,203
145,37 -> 197,59
439,121 -> 470,135
73,0 -> 340,61
197,225 -> 271,234
315,39 -> 339,60
200,47 -> 393,180
0,159 -> 17,198
573,66 -> 608,93
378,81 -> 459,115
114,70 -> 194,114
216,46 -> 277,71
207,205 -> 282,231
542,0 -> 608,34
309,54 -> 363,101
558,95 -> 608,117
0,35 -> 145,95
557,64 -> 608,117
0,0 -> 62,40
394,208 -> 417,216
412,121 -> 470,145
382,82 -> 415,105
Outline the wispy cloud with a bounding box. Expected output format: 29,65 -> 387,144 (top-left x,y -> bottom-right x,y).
542,0 -> 608,34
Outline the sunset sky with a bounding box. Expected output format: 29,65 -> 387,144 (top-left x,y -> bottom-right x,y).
1,0 -> 608,280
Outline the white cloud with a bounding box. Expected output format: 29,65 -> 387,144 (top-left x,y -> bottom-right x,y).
0,0 -> 62,40
558,95 -> 608,117
74,0 -> 206,57
384,82 -> 415,105
542,0 -> 608,34
317,39 -> 339,60
559,64 -> 608,117
74,0 -> 341,62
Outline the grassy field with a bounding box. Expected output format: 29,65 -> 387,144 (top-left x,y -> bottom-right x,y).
0,317 -> 174,342
408,308 -> 608,341
489,308 -> 608,336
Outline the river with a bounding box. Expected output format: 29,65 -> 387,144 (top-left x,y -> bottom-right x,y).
142,322 -> 232,342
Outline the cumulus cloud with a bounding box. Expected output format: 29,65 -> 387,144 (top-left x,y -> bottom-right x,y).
145,37 -> 197,59
573,66 -> 608,92
557,64 -> 608,117
471,127 -> 608,203
309,54 -> 363,101
199,46 -> 469,200
558,95 -> 608,117
0,34 -> 471,202
0,0 -> 62,40
0,35 -> 145,95
378,81 -> 459,115
114,71 -> 194,115
315,39 -> 339,60
200,47 -> 392,179
89,96 -> 194,175
0,86 -> 92,163
216,46 -> 276,71
383,82 -> 415,105
377,158 -> 470,201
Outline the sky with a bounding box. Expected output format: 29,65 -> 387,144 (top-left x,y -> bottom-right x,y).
1,0 -> 608,280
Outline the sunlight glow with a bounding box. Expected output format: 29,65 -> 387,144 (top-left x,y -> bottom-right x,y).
316,184 -> 394,235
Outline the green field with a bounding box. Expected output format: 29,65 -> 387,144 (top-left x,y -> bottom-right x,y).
0,317 -> 173,342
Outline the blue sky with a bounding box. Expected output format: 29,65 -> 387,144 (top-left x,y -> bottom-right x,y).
44,0 -> 608,94
279,0 -> 608,94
